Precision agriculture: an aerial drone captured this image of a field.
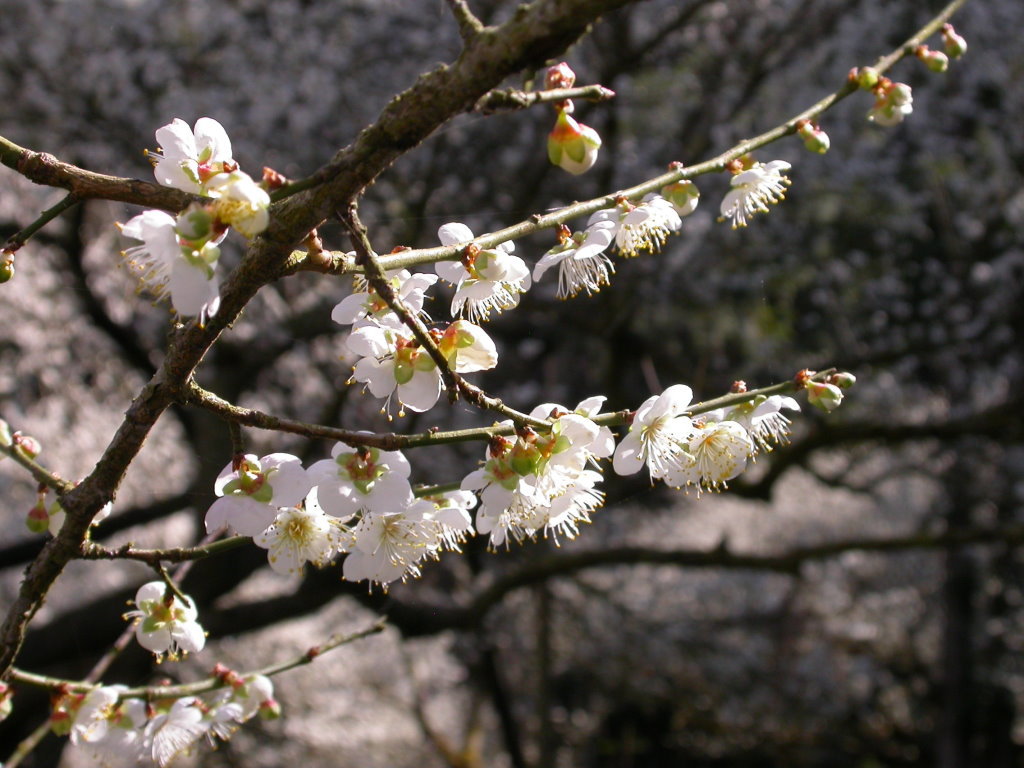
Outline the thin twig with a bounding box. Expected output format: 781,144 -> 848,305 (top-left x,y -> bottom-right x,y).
3,193 -> 80,253
445,0 -> 484,44
7,619 -> 387,698
339,203 -> 547,428
475,84 -> 616,114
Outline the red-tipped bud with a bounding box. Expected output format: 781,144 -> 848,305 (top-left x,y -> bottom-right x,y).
915,45 -> 949,73
546,62 -> 576,90
806,381 -> 844,412
797,121 -> 830,154
26,500 -> 50,534
942,23 -> 967,58
548,109 -> 601,175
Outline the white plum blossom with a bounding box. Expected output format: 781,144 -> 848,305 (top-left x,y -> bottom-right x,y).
308,442 -> 414,520
143,697 -> 209,768
121,209 -> 222,321
69,686 -> 123,746
719,160 -> 792,229
124,582 -> 206,660
612,384 -> 696,481
205,170 -> 271,237
667,420 -> 754,493
440,319 -> 499,373
342,499 -> 439,586
464,400 -> 612,548
68,695 -> 147,765
436,223 -> 531,322
346,321 -> 443,413
419,489 -> 478,551
253,499 -> 342,575
152,117 -> 235,195
588,194 -> 683,258
345,319 -> 498,413
533,220 -> 616,298
206,453 -> 313,537
332,269 -> 438,327
703,394 -> 800,452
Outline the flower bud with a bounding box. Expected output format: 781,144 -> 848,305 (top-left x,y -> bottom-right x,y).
548,109 -> 602,175
0,251 -> 14,283
806,381 -> 844,412
259,697 -> 282,720
12,432 -> 41,459
546,62 -> 576,90
26,500 -> 50,534
856,67 -> 880,90
915,45 -> 949,73
0,683 -> 12,722
661,180 -> 700,217
942,23 -> 967,58
797,121 -> 830,154
830,372 -> 857,389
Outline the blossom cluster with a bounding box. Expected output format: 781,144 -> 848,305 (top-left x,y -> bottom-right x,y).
192,377 -> 841,593
52,671 -> 278,767
120,118 -> 271,322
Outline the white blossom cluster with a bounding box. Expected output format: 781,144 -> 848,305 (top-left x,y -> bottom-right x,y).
53,669 -> 278,768
119,118 -> 271,323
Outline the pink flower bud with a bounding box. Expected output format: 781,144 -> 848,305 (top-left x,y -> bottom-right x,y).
12,432 -> 41,459
806,381 -> 844,412
548,109 -> 601,175
0,683 -> 12,722
942,23 -> 967,58
797,121 -> 830,154
26,500 -> 50,534
915,45 -> 948,73
259,697 -> 282,720
546,62 -> 576,90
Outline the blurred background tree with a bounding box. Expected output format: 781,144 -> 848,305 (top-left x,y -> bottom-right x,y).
0,0 -> 1021,766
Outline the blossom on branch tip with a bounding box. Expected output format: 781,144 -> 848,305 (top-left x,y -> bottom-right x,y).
124,582 -> 205,661
718,160 -> 792,229
152,117 -> 235,195
942,23 -> 967,58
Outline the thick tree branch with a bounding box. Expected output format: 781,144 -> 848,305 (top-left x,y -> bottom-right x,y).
0,135 -> 198,211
